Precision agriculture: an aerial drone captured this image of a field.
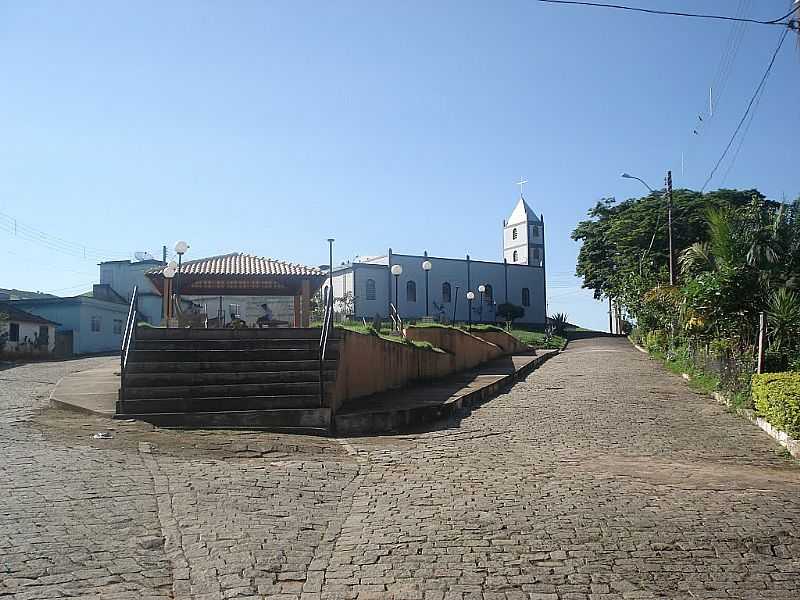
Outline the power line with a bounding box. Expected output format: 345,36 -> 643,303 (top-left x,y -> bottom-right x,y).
0,210 -> 132,261
534,0 -> 799,27
701,27 -> 790,192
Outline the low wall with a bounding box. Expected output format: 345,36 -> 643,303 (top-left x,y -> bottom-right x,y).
470,329 -> 532,354
331,331 -> 455,410
405,326 -> 503,372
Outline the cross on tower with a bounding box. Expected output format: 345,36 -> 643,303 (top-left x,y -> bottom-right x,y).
516,178 -> 528,198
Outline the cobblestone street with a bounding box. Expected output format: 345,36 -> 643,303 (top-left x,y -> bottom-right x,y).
1,336 -> 799,599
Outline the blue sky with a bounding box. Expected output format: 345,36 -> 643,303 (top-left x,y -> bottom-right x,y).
1,0 -> 798,330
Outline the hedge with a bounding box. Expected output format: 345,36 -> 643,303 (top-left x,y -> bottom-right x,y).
752,372 -> 800,439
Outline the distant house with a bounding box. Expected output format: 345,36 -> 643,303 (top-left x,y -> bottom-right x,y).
98,259 -> 165,325
0,302 -> 58,356
9,285 -> 129,355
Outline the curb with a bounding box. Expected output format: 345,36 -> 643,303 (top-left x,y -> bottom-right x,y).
628,338 -> 799,460
711,392 -> 800,459
335,350 -> 560,436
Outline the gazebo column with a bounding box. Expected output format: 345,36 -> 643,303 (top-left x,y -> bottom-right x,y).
301,279 -> 311,327
293,293 -> 302,328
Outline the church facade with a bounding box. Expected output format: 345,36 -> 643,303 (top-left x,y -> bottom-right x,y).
328,196 -> 547,325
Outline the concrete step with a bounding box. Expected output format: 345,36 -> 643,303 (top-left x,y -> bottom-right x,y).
118,395 -> 321,414
125,359 -> 337,374
136,327 -> 337,341
124,370 -> 335,387
134,338 -> 337,351
124,381 -> 321,400
113,407 -> 332,433
128,348 -> 335,362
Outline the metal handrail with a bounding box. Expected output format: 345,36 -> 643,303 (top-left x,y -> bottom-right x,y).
318,290 -> 334,408
120,286 -> 138,397
389,303 -> 402,333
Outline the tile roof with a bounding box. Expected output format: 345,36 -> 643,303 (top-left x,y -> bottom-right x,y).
148,253 -> 323,278
0,302 -> 60,326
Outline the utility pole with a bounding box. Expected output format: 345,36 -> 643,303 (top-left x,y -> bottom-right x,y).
666,170 -> 675,286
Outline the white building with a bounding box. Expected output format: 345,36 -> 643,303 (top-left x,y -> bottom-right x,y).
329,196 -> 547,325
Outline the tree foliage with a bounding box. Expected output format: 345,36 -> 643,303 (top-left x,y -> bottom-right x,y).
573,188 -> 800,367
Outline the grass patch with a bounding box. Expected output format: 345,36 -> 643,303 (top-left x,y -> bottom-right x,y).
650,348 -> 720,395
336,322 -> 447,353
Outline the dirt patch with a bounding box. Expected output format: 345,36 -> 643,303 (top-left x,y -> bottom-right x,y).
32,405 -> 349,462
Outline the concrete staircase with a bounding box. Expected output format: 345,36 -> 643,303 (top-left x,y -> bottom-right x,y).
115,327 -> 339,433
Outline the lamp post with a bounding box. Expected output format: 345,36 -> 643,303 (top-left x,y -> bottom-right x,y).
162,263 -> 176,326
390,264 -> 402,321
327,238 -> 334,309
477,284 -> 485,322
621,172 -> 674,286
173,240 -> 189,303
422,259 -> 432,317
466,291 -> 475,332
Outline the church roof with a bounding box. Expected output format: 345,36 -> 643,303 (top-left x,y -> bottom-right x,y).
507,197 -> 541,225
147,253 -> 323,278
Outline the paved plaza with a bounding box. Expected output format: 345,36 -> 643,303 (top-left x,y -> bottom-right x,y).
1,336 -> 798,599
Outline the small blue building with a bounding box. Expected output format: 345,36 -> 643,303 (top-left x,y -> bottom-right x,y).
10,288 -> 129,355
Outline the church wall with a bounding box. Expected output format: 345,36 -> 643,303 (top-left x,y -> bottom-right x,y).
506,264 -> 546,324
352,264 -> 389,320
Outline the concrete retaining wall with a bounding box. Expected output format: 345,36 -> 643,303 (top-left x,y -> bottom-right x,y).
331,327 -> 510,410
405,326 -> 503,372
469,329 -> 532,354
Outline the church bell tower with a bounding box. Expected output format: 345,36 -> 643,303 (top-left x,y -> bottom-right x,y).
503,192 -> 545,268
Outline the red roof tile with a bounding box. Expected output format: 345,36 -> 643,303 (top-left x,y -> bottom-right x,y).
148,253 -> 323,278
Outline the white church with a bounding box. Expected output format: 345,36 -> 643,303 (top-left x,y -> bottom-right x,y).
328,194 -> 547,325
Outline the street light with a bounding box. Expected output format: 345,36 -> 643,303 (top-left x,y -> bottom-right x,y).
422,259 -> 432,317
391,264 -> 403,319
477,284 -> 486,322
173,240 -> 189,301
466,290 -> 475,332
162,265 -> 176,325
621,172 -> 674,286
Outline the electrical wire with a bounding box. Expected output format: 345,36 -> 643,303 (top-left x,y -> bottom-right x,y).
534,0 -> 799,27
701,27 -> 790,192
0,210 -> 132,261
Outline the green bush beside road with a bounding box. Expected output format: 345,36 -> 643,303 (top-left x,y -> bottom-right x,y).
753,372 -> 800,438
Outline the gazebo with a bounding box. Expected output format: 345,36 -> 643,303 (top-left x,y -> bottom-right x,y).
146,253 -> 325,327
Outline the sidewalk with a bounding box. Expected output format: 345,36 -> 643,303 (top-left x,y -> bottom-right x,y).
334,349 -> 558,435
49,358 -> 118,416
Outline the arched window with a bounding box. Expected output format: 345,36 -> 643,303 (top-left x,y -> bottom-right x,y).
406,280 -> 417,302
512,227 -> 518,240
512,250 -> 518,262
442,282 -> 451,303
530,224 -> 539,237
522,287 -> 530,307
365,278 -> 376,301
484,284 -> 493,303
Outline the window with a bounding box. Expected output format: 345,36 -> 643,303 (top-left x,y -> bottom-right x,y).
532,248 -> 540,261
113,319 -> 123,335
442,282 -> 451,303
522,288 -> 530,307
38,326 -> 49,346
91,316 -> 102,332
365,278 -> 376,301
229,303 -> 241,319
512,227 -> 518,240
484,284 -> 493,303
406,280 -> 416,302
530,225 -> 539,237
9,323 -> 19,342
513,250 -> 518,262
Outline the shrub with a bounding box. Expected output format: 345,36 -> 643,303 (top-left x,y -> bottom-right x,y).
752,372 -> 800,438
645,329 -> 668,353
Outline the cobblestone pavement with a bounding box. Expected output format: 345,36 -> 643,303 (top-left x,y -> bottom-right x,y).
1,337 -> 799,599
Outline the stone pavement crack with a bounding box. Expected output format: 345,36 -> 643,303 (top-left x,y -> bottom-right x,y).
139,444 -> 190,599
